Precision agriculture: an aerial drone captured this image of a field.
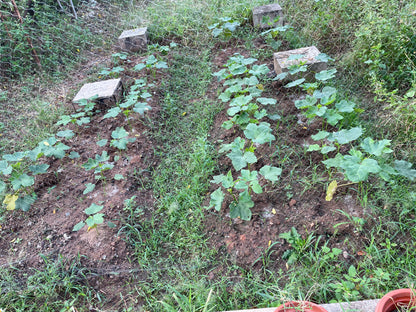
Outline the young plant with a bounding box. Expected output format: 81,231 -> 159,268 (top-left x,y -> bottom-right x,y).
98,66 -> 125,78
72,203 -> 105,232
110,127 -> 136,150
208,17 -> 241,39
134,55 -> 168,77
82,151 -> 114,183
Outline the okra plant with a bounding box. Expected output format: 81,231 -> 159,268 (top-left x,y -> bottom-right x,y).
72,203 -> 105,232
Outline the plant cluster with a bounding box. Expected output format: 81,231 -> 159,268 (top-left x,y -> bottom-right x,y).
276,56 -> 416,199
207,54 -> 282,220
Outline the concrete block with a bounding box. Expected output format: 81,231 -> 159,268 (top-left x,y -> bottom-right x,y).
273,46 -> 327,80
118,27 -> 147,52
73,78 -> 122,107
253,3 -> 283,29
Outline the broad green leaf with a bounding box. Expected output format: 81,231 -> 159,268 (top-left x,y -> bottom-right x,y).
328,127 -> 363,145
335,100 -> 356,113
342,157 -> 381,183
0,180 -> 6,194
15,194 -> 37,212
227,149 -> 248,171
56,115 -> 72,126
311,130 -> 330,141
146,55 -> 158,65
72,221 -> 85,232
273,72 -> 288,81
85,203 -> 104,215
379,164 -> 398,181
133,102 -> 151,114
321,146 -> 336,154
208,188 -> 225,212
394,160 -> 416,181
325,180 -> 338,201
227,106 -> 242,116
219,137 -> 246,153
221,120 -> 234,129
76,117 -> 90,126
313,86 -> 337,100
315,53 -> 334,62
11,174 -> 34,191
249,65 -> 269,77
360,137 -> 392,156
211,171 -> 234,188
295,96 -> 317,109
86,213 -> 105,227
111,127 -> 128,139
268,113 -> 281,121
229,191 -> 254,220
82,158 -> 99,170
103,107 -> 121,119
83,183 -> 95,195
155,61 -> 168,69
285,78 -> 305,88
257,97 -> 277,105
141,92 -> 152,99
95,151 -> 110,162
288,64 -> 307,75
307,144 -> 321,152
0,160 -> 12,175
56,129 -> 75,139
322,153 -> 344,169
29,164 -> 50,175
247,86 -> 263,97
315,68 -> 337,81
230,94 -> 252,107
96,139 -> 108,147
306,105 -> 327,118
244,122 -> 275,144
3,152 -> 26,162
324,109 -> 343,126
259,165 -> 282,182
229,64 -> 247,76
3,194 -> 18,210
243,151 -> 257,164
111,138 -> 129,150
69,151 -> 80,159
134,63 -> 146,71
254,109 -> 268,120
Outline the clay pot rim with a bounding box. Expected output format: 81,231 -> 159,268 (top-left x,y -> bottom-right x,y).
376,288 -> 416,312
274,300 -> 328,312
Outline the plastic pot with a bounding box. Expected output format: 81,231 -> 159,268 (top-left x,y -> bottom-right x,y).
375,289 -> 416,312
274,301 -> 328,312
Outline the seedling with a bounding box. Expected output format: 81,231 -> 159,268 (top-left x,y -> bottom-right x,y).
208,17 -> 241,39
110,127 -> 136,150
72,203 -> 105,232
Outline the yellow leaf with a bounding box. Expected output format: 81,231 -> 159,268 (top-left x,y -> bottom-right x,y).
3,194 -> 18,210
326,180 -> 338,201
43,141 -> 50,146
257,84 -> 264,91
272,208 -> 276,214
182,112 -> 187,116
268,240 -> 271,247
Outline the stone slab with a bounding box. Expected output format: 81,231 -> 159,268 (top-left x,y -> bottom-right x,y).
73,78 -> 122,106
222,299 -> 379,312
273,46 -> 327,80
118,27 -> 147,52
253,3 -> 283,29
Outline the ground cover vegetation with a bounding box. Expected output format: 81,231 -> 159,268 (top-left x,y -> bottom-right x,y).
0,0 -> 416,311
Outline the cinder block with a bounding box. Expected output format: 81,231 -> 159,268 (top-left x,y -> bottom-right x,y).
253,3 -> 283,29
118,27 -> 147,52
73,78 -> 122,107
273,46 -> 327,79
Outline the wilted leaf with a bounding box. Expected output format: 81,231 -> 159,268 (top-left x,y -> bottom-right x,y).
326,180 -> 338,201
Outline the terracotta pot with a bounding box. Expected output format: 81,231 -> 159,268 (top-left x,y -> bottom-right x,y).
274,301 -> 328,312
375,289 -> 416,312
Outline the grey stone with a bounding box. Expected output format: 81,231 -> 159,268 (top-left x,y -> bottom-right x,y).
221,299 -> 379,312
253,3 -> 283,29
273,46 -> 327,80
73,78 -> 122,107
118,27 -> 147,52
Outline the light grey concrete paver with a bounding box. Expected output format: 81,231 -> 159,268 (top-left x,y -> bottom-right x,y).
118,27 -> 147,52
273,46 -> 327,80
253,3 -> 283,29
72,78 -> 122,106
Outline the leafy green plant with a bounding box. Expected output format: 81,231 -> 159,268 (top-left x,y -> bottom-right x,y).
208,17 -> 241,39
82,151 -> 114,183
134,55 -> 168,76
72,203 -> 105,232
98,66 -> 125,78
110,127 -> 136,150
